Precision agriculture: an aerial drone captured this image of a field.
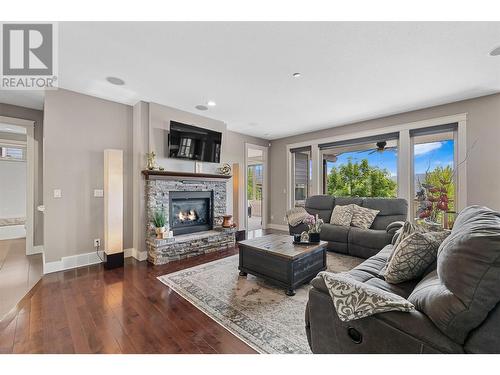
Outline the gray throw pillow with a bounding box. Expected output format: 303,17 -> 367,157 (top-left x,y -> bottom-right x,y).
330,204 -> 354,227
384,231 -> 450,284
319,271 -> 414,322
381,221 -> 428,276
350,204 -> 379,229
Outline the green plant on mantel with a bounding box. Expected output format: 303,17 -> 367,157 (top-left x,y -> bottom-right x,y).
153,210 -> 166,228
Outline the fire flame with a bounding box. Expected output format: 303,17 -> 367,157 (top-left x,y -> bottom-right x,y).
178,209 -> 197,222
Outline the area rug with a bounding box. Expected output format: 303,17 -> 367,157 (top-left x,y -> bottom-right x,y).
158,252 -> 363,354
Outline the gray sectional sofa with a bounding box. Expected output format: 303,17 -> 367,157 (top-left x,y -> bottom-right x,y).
305,205 -> 500,353
289,195 -> 408,258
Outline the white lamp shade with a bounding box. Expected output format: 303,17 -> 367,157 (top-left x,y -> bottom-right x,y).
104,149 -> 123,255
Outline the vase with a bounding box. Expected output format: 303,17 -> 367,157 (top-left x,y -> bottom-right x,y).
155,226 -> 166,239
309,232 -> 320,243
300,231 -> 309,243
222,215 -> 233,228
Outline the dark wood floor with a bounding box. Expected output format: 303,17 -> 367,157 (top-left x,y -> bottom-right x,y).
0,230 -> 279,354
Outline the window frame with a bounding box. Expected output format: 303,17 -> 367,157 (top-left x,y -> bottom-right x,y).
286,114 -> 467,217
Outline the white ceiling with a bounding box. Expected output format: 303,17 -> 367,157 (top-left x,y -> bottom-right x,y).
1,22 -> 499,139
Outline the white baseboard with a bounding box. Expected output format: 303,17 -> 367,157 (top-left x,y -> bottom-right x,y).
124,247 -> 147,261
43,250 -> 104,274
27,245 -> 44,255
266,224 -> 289,232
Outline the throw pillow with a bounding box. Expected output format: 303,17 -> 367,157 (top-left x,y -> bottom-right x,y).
285,207 -> 309,227
393,221 -> 427,249
350,204 -> 379,229
384,231 -> 450,284
381,221 -> 428,276
330,204 -> 354,227
318,271 -> 414,322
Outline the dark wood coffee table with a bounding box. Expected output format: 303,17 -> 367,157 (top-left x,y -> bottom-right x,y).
237,234 -> 327,296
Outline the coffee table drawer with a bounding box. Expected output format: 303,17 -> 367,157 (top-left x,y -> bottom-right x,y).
239,248 -> 288,282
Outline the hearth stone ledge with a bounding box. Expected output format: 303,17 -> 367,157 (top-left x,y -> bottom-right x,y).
147,228 -> 236,265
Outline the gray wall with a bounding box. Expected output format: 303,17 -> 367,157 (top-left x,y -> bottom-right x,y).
146,102 -> 269,232
0,103 -> 44,246
43,89 -> 133,262
269,93 -> 500,226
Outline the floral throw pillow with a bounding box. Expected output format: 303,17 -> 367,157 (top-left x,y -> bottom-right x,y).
350,204 -> 379,229
318,271 -> 414,322
384,231 -> 450,284
330,204 -> 354,227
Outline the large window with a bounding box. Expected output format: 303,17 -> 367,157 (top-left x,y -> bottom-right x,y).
411,125 -> 457,222
290,146 -> 312,207
321,135 -> 398,198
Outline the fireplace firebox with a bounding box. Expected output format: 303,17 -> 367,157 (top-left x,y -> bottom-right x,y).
169,191 -> 213,235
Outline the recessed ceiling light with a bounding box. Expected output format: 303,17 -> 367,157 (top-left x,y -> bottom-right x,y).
106,76 -> 125,85
490,46 -> 500,56
292,72 -> 301,78
195,105 -> 208,111
207,100 -> 216,107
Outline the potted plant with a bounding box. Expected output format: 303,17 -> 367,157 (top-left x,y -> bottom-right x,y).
153,210 -> 167,239
304,214 -> 324,243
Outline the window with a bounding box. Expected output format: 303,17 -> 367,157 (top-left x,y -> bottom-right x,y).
411,124 -> 457,222
0,145 -> 26,161
320,134 -> 398,198
290,146 -> 312,207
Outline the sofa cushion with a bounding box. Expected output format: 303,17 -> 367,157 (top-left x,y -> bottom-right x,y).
320,223 -> 349,244
363,198 -> 408,230
348,227 -> 392,253
330,204 -> 354,226
384,231 -> 450,284
335,197 -> 363,207
305,195 -> 335,223
318,272 -> 415,322
351,204 -> 379,229
408,206 -> 500,344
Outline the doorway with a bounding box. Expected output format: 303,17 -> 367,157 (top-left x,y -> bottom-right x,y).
245,144 -> 268,232
0,116 -> 40,320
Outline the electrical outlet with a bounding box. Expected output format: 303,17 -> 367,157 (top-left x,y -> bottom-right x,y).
94,238 -> 101,248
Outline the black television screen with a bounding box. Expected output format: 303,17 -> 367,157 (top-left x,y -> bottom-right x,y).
168,121 -> 222,163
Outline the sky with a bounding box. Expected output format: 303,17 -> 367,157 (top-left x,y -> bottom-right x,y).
325,140 -> 454,177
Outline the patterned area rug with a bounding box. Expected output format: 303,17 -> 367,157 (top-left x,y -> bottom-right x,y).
158,252 -> 363,354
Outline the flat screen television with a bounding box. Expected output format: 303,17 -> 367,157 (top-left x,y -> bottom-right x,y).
168,121 -> 222,163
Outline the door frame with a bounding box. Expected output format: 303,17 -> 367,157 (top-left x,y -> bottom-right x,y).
0,115 -> 35,255
244,143 -> 269,232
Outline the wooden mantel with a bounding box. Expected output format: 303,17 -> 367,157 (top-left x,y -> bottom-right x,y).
141,170 -> 232,180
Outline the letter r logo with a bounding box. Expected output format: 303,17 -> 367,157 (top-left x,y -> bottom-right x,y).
2,24 -> 53,75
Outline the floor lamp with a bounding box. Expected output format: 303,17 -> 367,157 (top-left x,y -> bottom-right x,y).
104,149 -> 124,269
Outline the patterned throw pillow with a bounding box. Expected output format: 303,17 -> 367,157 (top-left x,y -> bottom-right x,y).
330,204 -> 354,226
350,204 -> 379,229
318,271 -> 414,322
393,221 -> 427,249
384,231 -> 450,284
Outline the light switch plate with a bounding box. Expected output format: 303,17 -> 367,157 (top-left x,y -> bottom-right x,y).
53,189 -> 62,198
94,189 -> 104,197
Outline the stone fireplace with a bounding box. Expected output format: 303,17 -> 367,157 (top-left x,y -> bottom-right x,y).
169,191 -> 213,235
143,170 -> 235,265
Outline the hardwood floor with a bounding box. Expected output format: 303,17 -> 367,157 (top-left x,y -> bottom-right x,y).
0,231 -> 282,354
0,238 -> 43,319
